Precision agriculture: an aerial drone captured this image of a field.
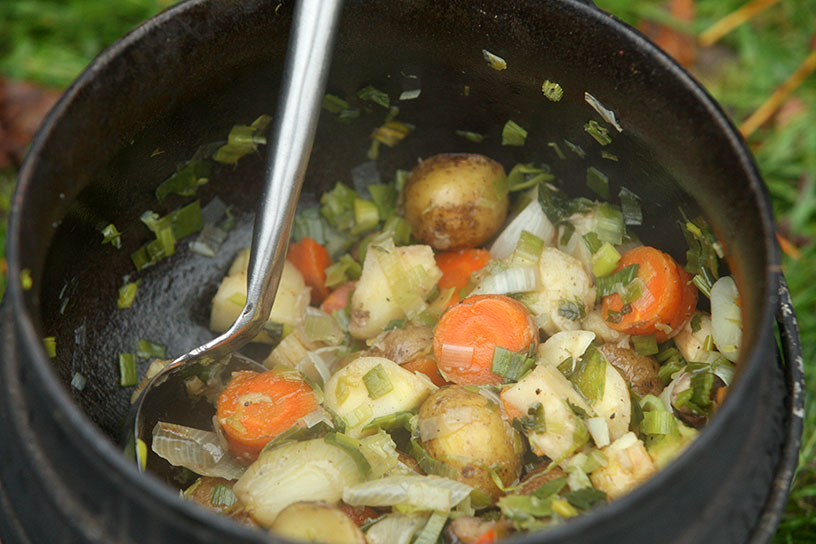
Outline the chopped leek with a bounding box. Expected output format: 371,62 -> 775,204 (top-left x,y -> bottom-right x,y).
591,242 -> 620,278
482,49 -> 507,70
119,353 -> 138,387
584,120 -> 612,146
324,432 -> 372,476
541,80 -> 564,101
155,160 -> 211,201
362,411 -> 414,433
136,339 -> 166,359
563,487 -> 606,510
632,334 -> 659,356
189,223 -> 227,257
641,410 -> 678,436
569,346 -> 606,404
211,484 -> 237,507
213,115 -> 272,164
324,254 -> 362,288
342,474 -> 472,510
594,202 -> 624,245
621,276 -> 644,303
498,493 -> 553,523
513,230 -> 546,265
456,130 -> 486,143
596,264 -> 638,298
674,371 -> 714,416
21,268 -> 33,290
118,281 -> 140,309
532,476 -> 568,499
352,198 -> 379,235
491,347 -> 535,382
409,438 -> 459,480
548,141 -> 566,159
472,265 -> 539,295
586,167 -> 610,199
357,85 -> 390,108
372,120 -> 414,147
413,511 -> 448,544
656,344 -> 687,385
601,151 -> 619,161
681,213 -> 720,298
101,223 -> 122,248
564,140 -> 586,158
582,231 -> 603,255
70,372 -> 87,391
506,163 -> 554,192
557,298 -> 586,321
323,93 -> 348,113
321,182 -> 357,230
363,363 -> 394,399
400,88 -> 422,101
584,92 -> 622,132
43,336 -> 56,358
502,120 -> 528,146
618,187 -> 642,226
369,183 -> 397,219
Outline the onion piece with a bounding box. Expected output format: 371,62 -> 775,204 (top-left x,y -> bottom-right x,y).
710,276 -> 741,362
151,422 -> 245,480
490,198 -> 555,259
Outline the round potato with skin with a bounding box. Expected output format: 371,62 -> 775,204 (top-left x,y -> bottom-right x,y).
403,153 -> 509,250
598,343 -> 663,397
418,385 -> 524,503
270,502 -> 366,544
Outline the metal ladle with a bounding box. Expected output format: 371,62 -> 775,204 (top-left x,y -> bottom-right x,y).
129,0 -> 343,472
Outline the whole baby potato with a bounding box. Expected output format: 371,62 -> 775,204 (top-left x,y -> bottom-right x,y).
418,385 -> 524,503
403,153 -> 509,250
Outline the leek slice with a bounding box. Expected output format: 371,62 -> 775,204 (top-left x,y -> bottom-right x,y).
136,339 -> 166,359
100,223 -> 122,248
119,353 -> 137,387
155,160 -> 211,201
234,438 -> 365,528
584,120 -> 612,146
342,474 -> 472,511
482,49 -> 507,70
472,265 -> 539,296
710,276 -> 741,362
414,511 -> 448,544
586,167 -> 609,200
366,513 -> 429,544
456,130 -> 486,143
489,197 -> 555,259
618,187 -> 642,226
43,336 -> 56,358
151,422 -> 245,480
502,120 -> 528,146
118,281 -> 140,309
357,85 -> 390,108
541,80 -> 564,102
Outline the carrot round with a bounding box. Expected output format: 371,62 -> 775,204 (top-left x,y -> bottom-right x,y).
216,369 -> 318,462
435,248 -> 491,306
433,294 -> 539,385
320,281 -> 356,314
287,237 -> 333,305
401,355 -> 450,387
601,246 -> 694,342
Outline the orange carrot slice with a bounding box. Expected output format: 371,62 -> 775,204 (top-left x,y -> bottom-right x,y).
216,369 -> 318,462
320,281 -> 356,314
287,237 -> 333,305
435,248 -> 491,306
401,356 -> 450,387
433,294 -> 538,385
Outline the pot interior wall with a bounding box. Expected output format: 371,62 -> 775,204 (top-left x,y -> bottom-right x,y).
27,0 -> 770,451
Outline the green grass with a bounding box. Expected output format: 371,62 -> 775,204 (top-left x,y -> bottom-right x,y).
1,0 -> 814,539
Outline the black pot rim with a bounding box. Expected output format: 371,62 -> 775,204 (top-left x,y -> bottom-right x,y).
6,0 -> 789,541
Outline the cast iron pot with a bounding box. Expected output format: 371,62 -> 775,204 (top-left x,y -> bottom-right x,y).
0,0 -> 805,543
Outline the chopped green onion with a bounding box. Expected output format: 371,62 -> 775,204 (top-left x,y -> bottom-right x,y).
324,432 -> 371,476
352,198 -> 379,234
101,223 -> 122,248
118,281 -> 140,309
136,339 -> 166,359
21,268 -> 32,290
570,346 -> 607,403
323,93 -> 348,113
618,187 -> 642,226
584,120 -> 612,145
502,120 -> 528,146
456,130 -> 486,143
564,140 -> 586,158
541,80 -> 564,101
482,49 -> 507,70
558,298 -> 586,321
119,353 -> 138,387
548,141 -> 566,159
586,166 -> 610,199
362,364 -> 394,399
155,160 -> 211,201
357,85 -> 390,108
414,511 -> 448,544
596,264 -> 638,298
491,347 -> 535,382
591,242 -> 620,278
601,151 -> 619,161
70,372 -> 87,391
43,336 -> 56,358
211,484 -> 237,507
632,334 -> 659,356
641,410 -> 678,435
563,487 -> 607,511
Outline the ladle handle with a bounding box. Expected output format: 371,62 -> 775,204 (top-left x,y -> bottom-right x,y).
183,0 -> 343,361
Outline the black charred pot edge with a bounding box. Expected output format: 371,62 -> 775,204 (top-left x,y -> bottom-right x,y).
0,1 -> 804,543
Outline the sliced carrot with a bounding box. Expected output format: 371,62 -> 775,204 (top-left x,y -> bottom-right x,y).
287,237 -> 333,305
474,529 -> 499,544
601,246 -> 693,342
401,355 -> 449,387
435,248 -> 491,306
320,281 -> 356,314
216,369 -> 318,462
433,294 -> 539,385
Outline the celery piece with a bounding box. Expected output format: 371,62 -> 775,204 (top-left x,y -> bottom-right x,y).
591,242 -> 620,278
119,353 -> 138,387
674,372 -> 714,416
618,187 -> 642,226
357,85 -> 390,108
118,281 -> 140,309
155,160 -> 211,201
502,120 -> 528,146
632,334 -> 659,356
383,216 -> 411,246
43,336 -> 56,358
352,198 -> 379,235
541,80 -> 564,102
586,166 -> 609,199
323,93 -> 349,113
584,120 -> 612,146
362,364 -> 394,400
136,339 -> 166,359
101,223 -> 122,249
482,49 -> 507,70
456,130 -> 486,143
570,346 -> 606,403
